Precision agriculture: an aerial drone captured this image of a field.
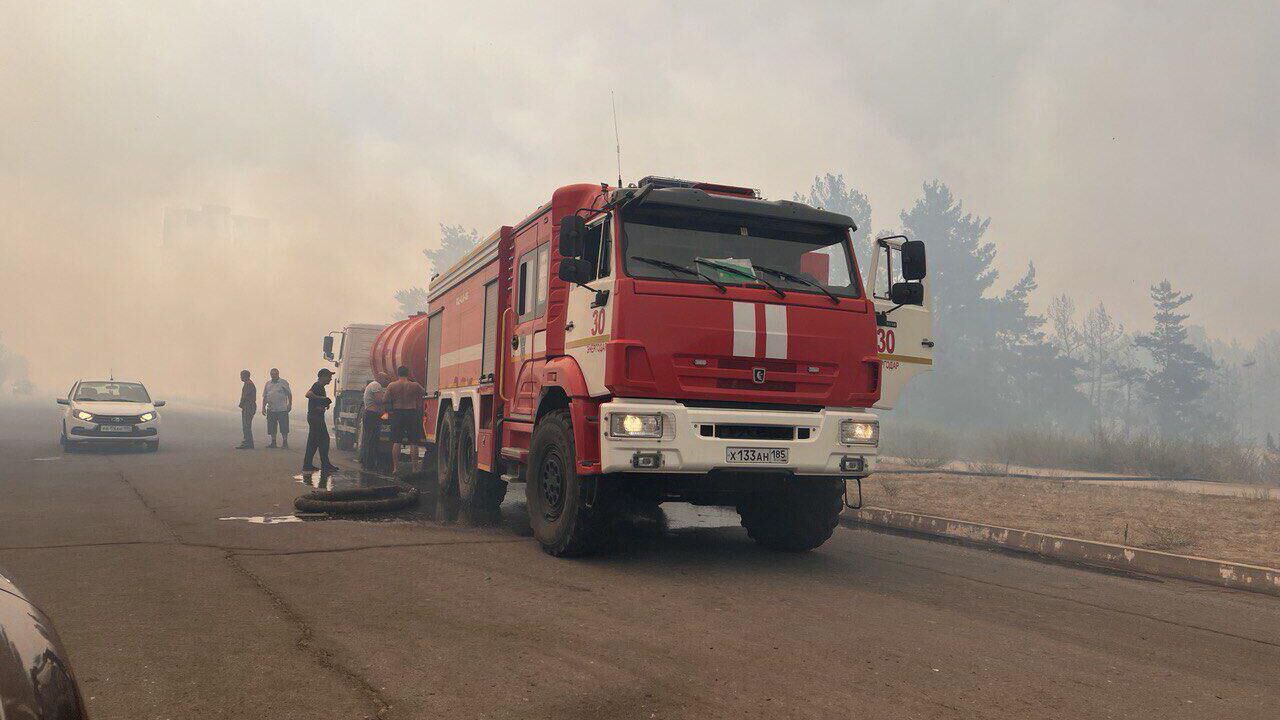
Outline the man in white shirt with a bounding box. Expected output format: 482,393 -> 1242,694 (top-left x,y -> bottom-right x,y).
262,368 -> 293,448
359,373 -> 389,469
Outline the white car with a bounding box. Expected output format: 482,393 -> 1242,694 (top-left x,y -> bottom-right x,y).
57,380 -> 165,452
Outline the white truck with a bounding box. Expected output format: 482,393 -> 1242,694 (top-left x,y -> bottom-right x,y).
322,323 -> 386,449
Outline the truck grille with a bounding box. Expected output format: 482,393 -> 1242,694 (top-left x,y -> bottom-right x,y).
704,424 -> 796,441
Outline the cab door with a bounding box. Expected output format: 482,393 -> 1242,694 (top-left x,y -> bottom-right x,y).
562,214 -> 615,397
867,236 -> 934,409
504,217 -> 551,418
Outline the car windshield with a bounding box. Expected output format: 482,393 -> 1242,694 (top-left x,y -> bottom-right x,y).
621,204 -> 860,298
75,382 -> 151,402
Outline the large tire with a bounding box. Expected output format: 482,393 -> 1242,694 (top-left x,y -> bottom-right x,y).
737,480 -> 844,552
435,409 -> 460,520
526,409 -> 607,557
455,407 -> 507,520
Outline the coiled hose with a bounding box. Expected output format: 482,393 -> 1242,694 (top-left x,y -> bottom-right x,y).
294,484 -> 420,514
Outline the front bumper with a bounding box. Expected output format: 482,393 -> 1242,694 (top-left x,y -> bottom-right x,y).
67,420 -> 159,442
598,400 -> 877,476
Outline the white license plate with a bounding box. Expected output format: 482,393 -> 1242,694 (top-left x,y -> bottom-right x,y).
726,447 -> 789,464
99,425 -> 133,432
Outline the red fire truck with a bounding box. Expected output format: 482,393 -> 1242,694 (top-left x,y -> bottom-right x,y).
422,176 -> 932,556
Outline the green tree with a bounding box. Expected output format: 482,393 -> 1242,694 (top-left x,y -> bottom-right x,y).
1134,280 -> 1215,436
892,181 -> 1086,428
424,223 -> 481,274
393,287 -> 429,318
794,173 -> 873,270
395,223 -> 481,317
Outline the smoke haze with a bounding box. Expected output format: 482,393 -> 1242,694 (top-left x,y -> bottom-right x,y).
2,1 -> 1277,403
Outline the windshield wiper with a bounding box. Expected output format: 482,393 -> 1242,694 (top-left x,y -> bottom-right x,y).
630,256 -> 727,293
694,259 -> 786,298
753,265 -> 840,304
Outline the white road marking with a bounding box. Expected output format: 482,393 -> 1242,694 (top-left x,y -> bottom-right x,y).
218,515 -> 303,524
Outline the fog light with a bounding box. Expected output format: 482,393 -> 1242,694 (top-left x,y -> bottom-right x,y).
841,456 -> 866,473
632,452 -> 663,469
840,420 -> 879,445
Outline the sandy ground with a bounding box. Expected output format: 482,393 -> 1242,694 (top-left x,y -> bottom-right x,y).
862,472 -> 1280,568
4,398 -> 1280,719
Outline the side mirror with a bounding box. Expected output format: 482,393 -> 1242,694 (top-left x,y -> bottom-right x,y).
56,398 -> 69,405
559,216 -> 586,258
559,258 -> 593,285
154,400 -> 166,407
900,240 -> 927,281
890,282 -> 924,306
322,335 -> 334,361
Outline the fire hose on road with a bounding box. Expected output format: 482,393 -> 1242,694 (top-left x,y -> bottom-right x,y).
294,483 -> 420,514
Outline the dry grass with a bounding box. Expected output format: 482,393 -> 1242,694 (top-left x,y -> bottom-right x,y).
861,472 -> 1280,568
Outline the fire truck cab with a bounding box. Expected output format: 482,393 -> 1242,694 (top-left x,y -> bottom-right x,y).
423,176 -> 931,556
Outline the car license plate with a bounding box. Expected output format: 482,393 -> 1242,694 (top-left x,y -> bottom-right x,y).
726,447 -> 788,464
100,425 -> 132,433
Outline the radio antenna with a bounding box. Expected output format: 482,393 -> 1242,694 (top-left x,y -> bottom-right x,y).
611,91 -> 623,188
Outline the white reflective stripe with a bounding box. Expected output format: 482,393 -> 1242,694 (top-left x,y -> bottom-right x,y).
764,304 -> 787,359
439,343 -> 483,367
732,302 -> 756,357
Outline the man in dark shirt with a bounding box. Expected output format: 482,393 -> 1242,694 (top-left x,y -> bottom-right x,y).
302,368 -> 338,473
237,370 -> 256,449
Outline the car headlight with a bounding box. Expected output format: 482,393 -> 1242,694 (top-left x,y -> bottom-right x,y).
138,412 -> 155,422
609,413 -> 663,438
74,410 -> 95,422
840,419 -> 878,445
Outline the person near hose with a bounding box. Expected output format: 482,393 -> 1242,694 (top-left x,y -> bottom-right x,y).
302,368 -> 338,473
236,370 -> 256,449
385,366 -> 426,475
359,372 -> 388,469
261,368 -> 292,449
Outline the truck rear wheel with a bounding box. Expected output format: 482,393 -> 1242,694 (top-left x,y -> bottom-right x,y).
737,480 -> 844,552
526,409 -> 606,557
436,409 -> 459,519
456,406 -> 506,520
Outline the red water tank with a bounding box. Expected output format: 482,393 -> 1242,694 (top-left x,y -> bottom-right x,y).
371,313 -> 429,385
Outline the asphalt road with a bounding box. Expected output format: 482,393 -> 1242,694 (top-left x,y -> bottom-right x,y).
2,398 -> 1278,719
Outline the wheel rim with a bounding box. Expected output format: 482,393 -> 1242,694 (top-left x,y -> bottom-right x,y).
539,449 -> 566,521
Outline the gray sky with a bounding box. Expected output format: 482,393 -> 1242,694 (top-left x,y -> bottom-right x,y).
2,1 -> 1277,400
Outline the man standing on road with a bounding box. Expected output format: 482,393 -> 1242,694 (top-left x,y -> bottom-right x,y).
359,372 -> 388,470
262,368 -> 293,449
237,370 -> 256,449
302,368 -> 338,473
385,366 -> 426,475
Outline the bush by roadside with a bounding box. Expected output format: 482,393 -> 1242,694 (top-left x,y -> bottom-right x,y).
882,422 -> 1280,485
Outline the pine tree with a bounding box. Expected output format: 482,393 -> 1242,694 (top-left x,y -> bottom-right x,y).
794,174 -> 873,270
394,223 -> 481,318
1134,280 -> 1215,436
393,287 -> 429,318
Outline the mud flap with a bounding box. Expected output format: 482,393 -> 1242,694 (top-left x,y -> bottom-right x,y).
843,477 -> 863,510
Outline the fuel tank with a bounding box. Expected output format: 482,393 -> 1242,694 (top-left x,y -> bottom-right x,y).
370,313 -> 429,385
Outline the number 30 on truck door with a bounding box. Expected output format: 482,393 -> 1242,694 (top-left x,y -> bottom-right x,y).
877,328 -> 895,354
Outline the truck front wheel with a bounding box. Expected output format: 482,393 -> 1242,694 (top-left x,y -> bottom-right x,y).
737,480 -> 844,552
526,409 -> 606,557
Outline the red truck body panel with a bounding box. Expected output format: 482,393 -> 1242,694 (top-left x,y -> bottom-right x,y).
409,180 -> 881,475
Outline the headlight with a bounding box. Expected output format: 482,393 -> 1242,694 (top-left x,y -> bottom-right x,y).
840,420 -> 878,445
74,410 -> 94,422
609,413 -> 663,438
138,411 -> 155,422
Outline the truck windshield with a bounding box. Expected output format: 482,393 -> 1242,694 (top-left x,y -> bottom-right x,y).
621,204 -> 860,299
